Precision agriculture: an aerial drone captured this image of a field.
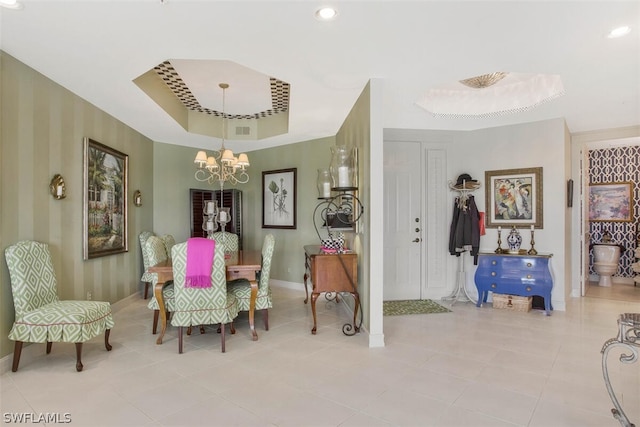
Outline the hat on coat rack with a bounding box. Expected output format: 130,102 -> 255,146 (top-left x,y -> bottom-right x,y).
454,173 -> 481,190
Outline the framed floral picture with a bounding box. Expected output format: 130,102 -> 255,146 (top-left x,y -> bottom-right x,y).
262,168 -> 297,229
485,167 -> 543,228
83,137 -> 128,259
588,182 -> 634,222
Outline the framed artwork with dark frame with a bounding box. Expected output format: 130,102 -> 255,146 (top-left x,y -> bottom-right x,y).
485,167 -> 543,228
588,181 -> 634,222
83,137 -> 129,259
262,168 -> 297,229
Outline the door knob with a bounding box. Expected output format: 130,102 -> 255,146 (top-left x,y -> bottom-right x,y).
413,238 -> 421,243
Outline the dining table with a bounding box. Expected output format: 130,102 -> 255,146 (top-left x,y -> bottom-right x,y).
148,250 -> 262,344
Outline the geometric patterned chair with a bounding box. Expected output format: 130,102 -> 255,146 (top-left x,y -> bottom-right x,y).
5,240 -> 114,372
211,231 -> 239,252
228,234 -> 275,332
170,240 -> 239,353
160,234 -> 176,259
139,231 -> 155,299
145,235 -> 175,334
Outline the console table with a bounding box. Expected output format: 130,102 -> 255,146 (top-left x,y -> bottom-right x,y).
474,252 -> 554,316
303,245 -> 359,335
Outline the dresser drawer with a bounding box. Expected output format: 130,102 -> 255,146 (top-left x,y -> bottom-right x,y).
488,281 -> 536,295
474,253 -> 554,315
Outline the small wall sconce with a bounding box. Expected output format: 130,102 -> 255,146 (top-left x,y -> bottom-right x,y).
50,174 -> 66,200
133,190 -> 142,207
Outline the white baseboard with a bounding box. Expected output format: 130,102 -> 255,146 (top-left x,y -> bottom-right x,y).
111,292 -> 142,313
270,279 -> 305,292
0,340 -> 54,375
368,333 -> 385,348
588,274 -> 635,285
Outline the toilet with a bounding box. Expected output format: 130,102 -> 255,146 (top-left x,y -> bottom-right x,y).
593,244 -> 621,287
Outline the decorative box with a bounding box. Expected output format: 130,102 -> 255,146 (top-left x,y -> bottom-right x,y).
492,293 -> 532,312
320,232 -> 345,252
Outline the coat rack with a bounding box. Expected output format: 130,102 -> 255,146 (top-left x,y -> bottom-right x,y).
443,178 -> 481,306
448,180 -> 478,209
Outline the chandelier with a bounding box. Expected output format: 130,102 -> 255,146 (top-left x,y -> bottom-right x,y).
416,72 -> 565,118
194,83 -> 250,186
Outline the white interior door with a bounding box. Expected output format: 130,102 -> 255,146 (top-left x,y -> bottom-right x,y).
422,147 -> 449,298
383,141 -> 422,300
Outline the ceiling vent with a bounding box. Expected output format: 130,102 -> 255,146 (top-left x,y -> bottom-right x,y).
235,126 -> 251,136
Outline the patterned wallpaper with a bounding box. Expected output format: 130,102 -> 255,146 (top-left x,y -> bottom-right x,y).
588,145 -> 640,278
1,52 -> 155,359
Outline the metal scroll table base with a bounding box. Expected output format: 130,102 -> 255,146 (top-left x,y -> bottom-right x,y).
601,313 -> 640,427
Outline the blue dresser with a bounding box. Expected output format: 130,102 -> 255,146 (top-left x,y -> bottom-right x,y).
474,253 -> 554,315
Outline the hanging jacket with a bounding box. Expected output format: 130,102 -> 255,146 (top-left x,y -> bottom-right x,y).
449,195 -> 481,264
448,197 -> 461,256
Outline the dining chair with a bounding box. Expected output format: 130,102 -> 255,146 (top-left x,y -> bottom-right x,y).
5,240 -> 114,372
170,239 -> 240,353
139,231 -> 155,299
161,234 -> 176,258
211,231 -> 239,252
145,235 -> 175,334
228,234 -> 275,331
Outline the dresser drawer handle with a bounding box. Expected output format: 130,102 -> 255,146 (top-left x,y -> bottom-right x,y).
491,272 -> 497,276
526,274 -> 532,279
526,286 -> 532,292
491,283 -> 497,289
491,260 -> 497,265
527,262 -> 532,268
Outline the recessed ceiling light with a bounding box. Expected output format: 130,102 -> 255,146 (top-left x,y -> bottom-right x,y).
0,0 -> 23,9
315,7 -> 338,21
607,26 -> 631,38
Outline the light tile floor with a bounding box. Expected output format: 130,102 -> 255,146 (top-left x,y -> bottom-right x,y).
1,285 -> 638,427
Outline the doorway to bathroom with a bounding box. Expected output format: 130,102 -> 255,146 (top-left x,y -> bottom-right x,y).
579,138 -> 640,303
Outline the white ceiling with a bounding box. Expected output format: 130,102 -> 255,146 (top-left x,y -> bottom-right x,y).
1,0 -> 639,154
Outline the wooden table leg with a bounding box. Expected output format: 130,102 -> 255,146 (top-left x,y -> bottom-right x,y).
154,281 -> 167,345
249,280 -> 258,341
303,254 -> 310,304
311,292 -> 319,334
303,271 -> 309,304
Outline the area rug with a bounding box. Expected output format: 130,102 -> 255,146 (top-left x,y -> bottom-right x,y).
383,299 -> 451,316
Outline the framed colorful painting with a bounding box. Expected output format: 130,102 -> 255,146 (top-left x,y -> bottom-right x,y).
83,137 -> 129,259
588,182 -> 634,222
485,167 -> 543,228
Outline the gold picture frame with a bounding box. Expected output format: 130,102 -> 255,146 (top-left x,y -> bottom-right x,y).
83,137 -> 129,259
588,181 -> 634,222
485,167 -> 543,228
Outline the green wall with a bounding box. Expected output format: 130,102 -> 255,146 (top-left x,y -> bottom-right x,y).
0,51 -> 155,358
153,137 -> 337,285
152,83 -> 374,332
0,50 -> 375,359
335,82 -> 371,331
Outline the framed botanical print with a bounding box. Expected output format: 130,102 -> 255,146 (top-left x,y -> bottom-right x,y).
262,168 -> 297,229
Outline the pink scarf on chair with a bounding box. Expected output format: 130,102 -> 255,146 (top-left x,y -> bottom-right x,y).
185,238 -> 215,288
